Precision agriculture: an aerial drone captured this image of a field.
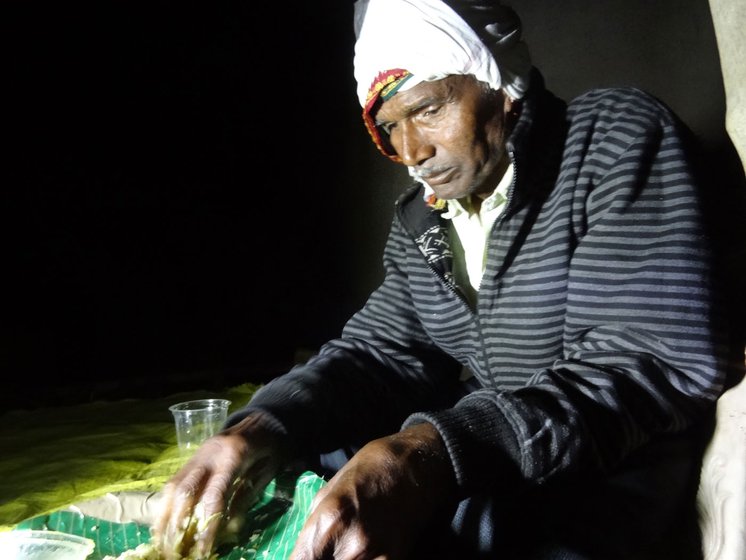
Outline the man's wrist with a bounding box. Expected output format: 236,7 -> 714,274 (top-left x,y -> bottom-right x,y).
398,422 -> 457,499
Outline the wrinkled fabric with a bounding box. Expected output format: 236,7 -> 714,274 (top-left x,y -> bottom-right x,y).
353,0 -> 531,106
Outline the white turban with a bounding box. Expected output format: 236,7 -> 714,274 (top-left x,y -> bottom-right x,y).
353,0 -> 532,159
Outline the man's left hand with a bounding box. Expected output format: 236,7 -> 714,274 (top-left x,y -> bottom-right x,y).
289,422 -> 457,560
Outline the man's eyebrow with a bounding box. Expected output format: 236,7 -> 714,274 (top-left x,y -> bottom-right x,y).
375,93 -> 448,126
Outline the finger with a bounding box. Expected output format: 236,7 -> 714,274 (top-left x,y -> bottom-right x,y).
160,465 -> 209,559
307,484 -> 330,515
150,483 -> 175,544
186,496 -> 224,560
150,455 -> 203,547
189,469 -> 241,558
217,457 -> 276,544
290,493 -> 354,560
221,476 -> 256,537
150,483 -> 185,559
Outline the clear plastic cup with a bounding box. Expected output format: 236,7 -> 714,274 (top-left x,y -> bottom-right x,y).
168,398 -> 231,453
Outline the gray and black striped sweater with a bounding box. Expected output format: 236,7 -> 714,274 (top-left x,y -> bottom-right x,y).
238,75 -> 729,495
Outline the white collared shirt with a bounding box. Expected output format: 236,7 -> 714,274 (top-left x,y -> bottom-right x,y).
442,163 -> 513,294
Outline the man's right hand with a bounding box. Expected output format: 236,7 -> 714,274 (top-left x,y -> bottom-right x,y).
150,412 -> 291,560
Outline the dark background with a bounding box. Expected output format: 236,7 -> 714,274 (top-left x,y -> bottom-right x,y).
3,1 -> 744,411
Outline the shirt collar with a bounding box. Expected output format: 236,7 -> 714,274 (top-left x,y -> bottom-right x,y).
440,162 -> 514,220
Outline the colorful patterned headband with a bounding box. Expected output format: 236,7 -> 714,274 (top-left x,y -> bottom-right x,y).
362,68 -> 412,162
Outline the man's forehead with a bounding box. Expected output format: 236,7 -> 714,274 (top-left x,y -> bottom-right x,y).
375,75 -> 468,121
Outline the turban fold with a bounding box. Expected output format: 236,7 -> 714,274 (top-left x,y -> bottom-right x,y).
353,0 -> 532,159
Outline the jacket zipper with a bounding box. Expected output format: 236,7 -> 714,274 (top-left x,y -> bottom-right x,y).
475,149 -> 518,373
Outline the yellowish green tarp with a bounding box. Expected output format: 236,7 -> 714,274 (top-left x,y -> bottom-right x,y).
0,383 -> 326,558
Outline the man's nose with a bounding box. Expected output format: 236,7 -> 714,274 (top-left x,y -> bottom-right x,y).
396,122 -> 434,167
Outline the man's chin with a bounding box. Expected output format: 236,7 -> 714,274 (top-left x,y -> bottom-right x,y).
430,185 -> 468,201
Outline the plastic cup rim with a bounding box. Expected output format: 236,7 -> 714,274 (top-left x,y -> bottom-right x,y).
168,398 -> 231,413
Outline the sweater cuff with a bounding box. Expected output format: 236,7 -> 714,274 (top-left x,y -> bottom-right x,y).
402,399 -> 523,495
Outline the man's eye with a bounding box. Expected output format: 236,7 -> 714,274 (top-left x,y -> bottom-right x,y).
378,122 -> 395,135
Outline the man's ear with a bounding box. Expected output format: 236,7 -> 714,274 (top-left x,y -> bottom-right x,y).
503,93 -> 515,115
503,93 -> 521,129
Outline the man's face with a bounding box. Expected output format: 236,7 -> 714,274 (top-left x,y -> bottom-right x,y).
374,74 -> 514,201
